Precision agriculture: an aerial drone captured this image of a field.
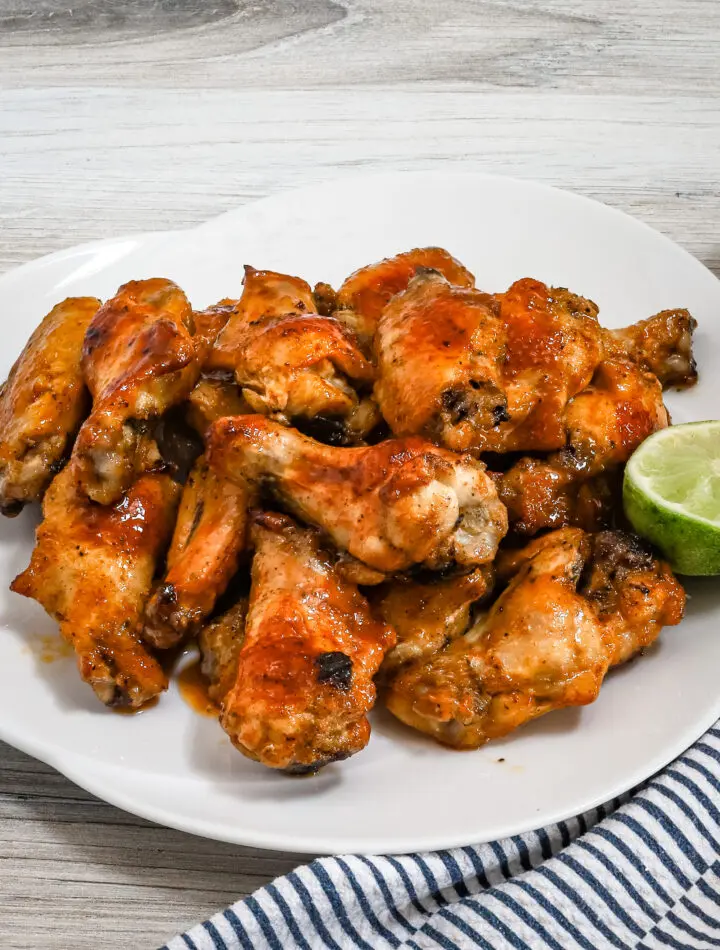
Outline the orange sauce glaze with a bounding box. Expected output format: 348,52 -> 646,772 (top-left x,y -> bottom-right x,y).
177,659 -> 220,718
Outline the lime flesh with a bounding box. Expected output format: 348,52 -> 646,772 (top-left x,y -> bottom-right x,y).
623,421 -> 720,576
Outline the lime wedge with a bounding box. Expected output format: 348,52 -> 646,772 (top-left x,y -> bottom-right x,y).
623,421 -> 720,575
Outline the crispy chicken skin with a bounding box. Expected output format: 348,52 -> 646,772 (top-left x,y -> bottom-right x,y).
581,531 -> 685,667
205,267 -> 374,439
191,301 -> 236,365
11,464 -> 179,707
73,279 -> 198,504
386,528 -> 684,748
208,416 -> 508,574
373,567 -> 493,680
497,460 -> 619,537
186,375 -> 250,438
498,357 -> 668,535
490,279 -> 604,453
143,456 -> 251,649
220,512 -> 396,772
0,297 -> 99,515
606,309 -> 697,389
335,247 -> 475,348
374,271 -> 508,451
199,598 -> 249,705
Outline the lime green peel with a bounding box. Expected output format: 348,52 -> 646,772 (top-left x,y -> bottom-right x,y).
623,420 -> 720,576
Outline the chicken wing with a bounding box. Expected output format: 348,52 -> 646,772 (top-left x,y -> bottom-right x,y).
581,531 -> 685,667
386,528 -> 684,748
0,296 -> 99,515
205,267 -> 374,440
73,278 -> 198,504
373,567 -> 493,680
143,456 -> 251,649
219,511 -> 396,772
606,308 -> 697,389
374,271 -> 508,451
335,247 -> 475,348
11,464 -> 179,707
208,416 -> 508,574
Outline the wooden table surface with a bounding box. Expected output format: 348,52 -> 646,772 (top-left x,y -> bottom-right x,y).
1,2 -> 719,947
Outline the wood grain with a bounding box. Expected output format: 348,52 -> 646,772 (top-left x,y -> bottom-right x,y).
0,1 -> 718,947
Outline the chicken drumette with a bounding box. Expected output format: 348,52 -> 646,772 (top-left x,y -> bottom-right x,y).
385,528 -> 684,748
73,279 -> 199,504
0,296 -> 99,515
143,456 -> 251,649
208,415 -> 508,575
217,512 -> 396,772
12,463 -> 179,707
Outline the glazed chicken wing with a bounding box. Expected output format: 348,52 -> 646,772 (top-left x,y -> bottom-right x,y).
206,267 -> 375,441
73,279 -> 198,504
208,416 -> 508,574
606,308 -> 697,389
219,511 -> 396,772
11,464 -> 179,707
374,271 -> 508,451
0,297 -> 99,515
387,528 -> 684,748
373,567 -> 493,680
498,357 -> 668,535
199,597 -> 249,705
335,247 -> 475,349
143,456 -> 251,649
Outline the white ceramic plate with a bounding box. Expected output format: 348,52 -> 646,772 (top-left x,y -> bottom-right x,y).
1,171 -> 719,855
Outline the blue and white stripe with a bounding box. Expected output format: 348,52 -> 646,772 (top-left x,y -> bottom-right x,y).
164,724 -> 720,950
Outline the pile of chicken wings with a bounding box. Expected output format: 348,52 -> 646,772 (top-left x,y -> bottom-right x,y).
1,248 -> 696,773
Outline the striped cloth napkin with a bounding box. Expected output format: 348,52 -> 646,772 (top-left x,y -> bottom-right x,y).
164,722 -> 720,950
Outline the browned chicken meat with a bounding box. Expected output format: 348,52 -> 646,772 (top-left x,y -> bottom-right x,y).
334,247 -> 475,349
0,296 -> 99,515
12,463 -> 179,707
374,271 -> 508,451
385,528 -> 684,748
498,356 -> 668,535
208,415 -> 508,574
186,375 -> 250,439
373,567 -> 493,680
219,511 -> 396,772
73,278 -> 199,504
605,308 -> 697,389
143,456 -> 251,649
205,267 -> 375,442
199,598 -> 249,705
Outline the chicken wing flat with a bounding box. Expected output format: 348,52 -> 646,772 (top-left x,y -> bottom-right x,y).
386,528 -> 684,748
73,278 -> 199,504
205,267 -> 374,440
219,511 -> 396,772
497,356 -> 668,535
143,456 -> 251,649
11,464 -> 179,707
0,296 -> 99,515
374,271 -> 508,451
373,567 -> 493,680
606,308 -> 697,389
334,247 -> 475,348
186,375 -> 250,439
492,279 -> 604,452
208,415 -> 508,574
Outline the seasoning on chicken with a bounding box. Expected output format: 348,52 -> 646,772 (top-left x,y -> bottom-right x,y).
0,296 -> 99,515
11,464 -> 179,707
605,308 -> 697,389
386,528 -> 684,748
335,246 -> 475,349
73,279 -> 198,504
219,512 -> 396,772
208,415 -> 508,574
373,567 -> 493,680
143,456 -> 251,649
199,597 -> 249,704
374,271 -> 508,451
